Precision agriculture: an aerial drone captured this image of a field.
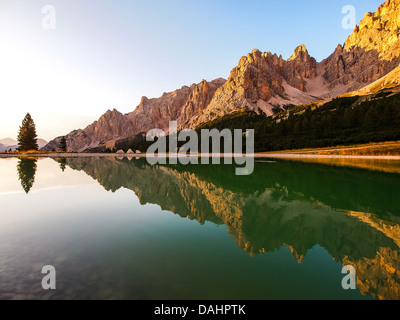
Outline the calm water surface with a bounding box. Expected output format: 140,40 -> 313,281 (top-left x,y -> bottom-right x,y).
0,156 -> 399,300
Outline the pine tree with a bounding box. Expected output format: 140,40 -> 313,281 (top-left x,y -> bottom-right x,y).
59,136 -> 67,152
17,113 -> 39,151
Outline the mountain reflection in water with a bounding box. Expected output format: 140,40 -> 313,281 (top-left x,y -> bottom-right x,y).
54,156 -> 400,300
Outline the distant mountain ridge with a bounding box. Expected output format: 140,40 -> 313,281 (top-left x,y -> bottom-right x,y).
43,0 -> 400,152
0,138 -> 18,147
0,138 -> 47,152
0,138 -> 18,152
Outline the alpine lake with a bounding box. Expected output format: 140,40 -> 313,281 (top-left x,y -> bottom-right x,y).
0,156 -> 400,300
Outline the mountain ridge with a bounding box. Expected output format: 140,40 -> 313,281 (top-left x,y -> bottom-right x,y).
43,0 -> 400,152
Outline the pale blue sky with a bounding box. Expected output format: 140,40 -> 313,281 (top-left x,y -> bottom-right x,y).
0,0 -> 384,141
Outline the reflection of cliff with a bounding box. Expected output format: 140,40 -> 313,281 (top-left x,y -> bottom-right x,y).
63,157 -> 400,300
65,157 -> 224,225
342,210 -> 400,300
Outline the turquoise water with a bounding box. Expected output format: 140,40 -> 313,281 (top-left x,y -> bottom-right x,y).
0,156 -> 399,300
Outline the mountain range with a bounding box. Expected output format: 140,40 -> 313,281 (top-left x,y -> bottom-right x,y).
43,0 -> 400,152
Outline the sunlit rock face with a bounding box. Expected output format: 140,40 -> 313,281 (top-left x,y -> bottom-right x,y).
185,46 -> 319,129
344,0 -> 400,61
322,0 -> 400,92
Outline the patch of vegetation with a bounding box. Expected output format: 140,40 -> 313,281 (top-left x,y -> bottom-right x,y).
373,91 -> 393,99
191,92 -> 400,152
112,132 -> 152,153
272,105 -> 282,114
197,108 -> 264,131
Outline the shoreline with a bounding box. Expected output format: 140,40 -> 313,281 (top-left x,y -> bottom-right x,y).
1,152 -> 400,161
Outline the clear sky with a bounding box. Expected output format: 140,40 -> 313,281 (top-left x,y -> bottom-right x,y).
0,0 -> 384,141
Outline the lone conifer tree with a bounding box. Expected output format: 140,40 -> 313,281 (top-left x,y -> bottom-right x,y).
17,113 -> 38,151
59,136 -> 67,152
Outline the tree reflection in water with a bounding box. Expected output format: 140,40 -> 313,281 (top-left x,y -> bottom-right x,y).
17,158 -> 38,194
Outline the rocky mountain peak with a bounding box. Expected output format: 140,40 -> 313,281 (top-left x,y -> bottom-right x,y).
99,108 -> 124,123
140,96 -> 149,104
288,44 -> 309,62
321,0 -> 400,93
178,78 -> 226,130
344,0 -> 400,61
104,108 -> 121,116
